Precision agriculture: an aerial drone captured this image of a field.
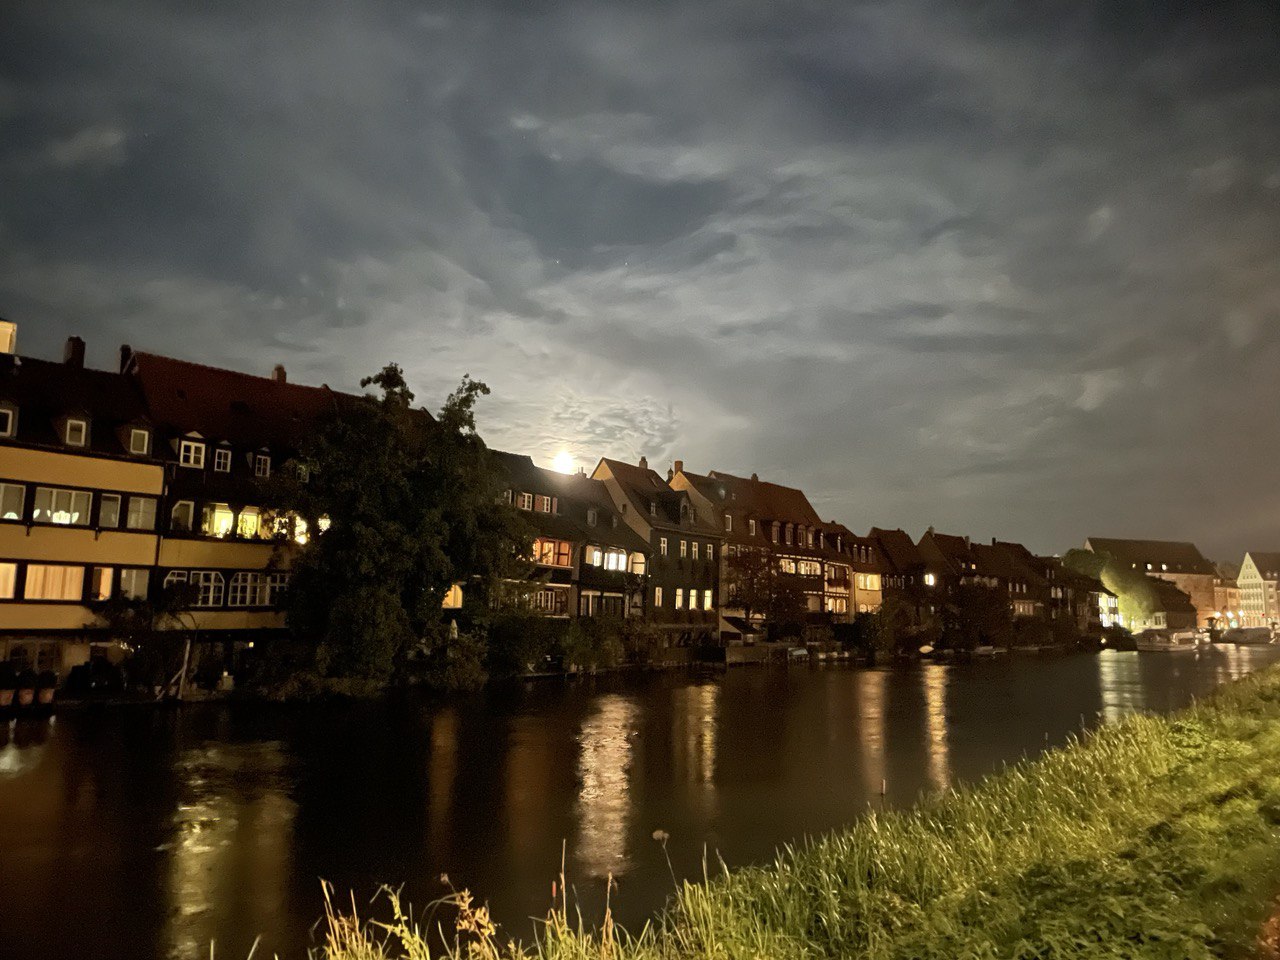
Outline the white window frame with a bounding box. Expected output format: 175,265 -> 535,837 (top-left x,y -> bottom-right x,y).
229,571 -> 264,607
724,513 -> 732,532
0,408 -> 14,438
749,519 -> 757,536
675,588 -> 685,610
65,418 -> 88,447
179,440 -> 205,468
99,493 -> 121,529
191,570 -> 225,608
129,428 -> 150,455
214,448 -> 232,473
119,568 -> 150,601
0,482 -> 24,521
90,566 -> 114,601
33,486 -> 92,526
126,496 -> 157,531
171,500 -> 195,532
654,586 -> 663,608
659,537 -> 668,557
534,494 -> 552,513
704,589 -> 713,610
680,540 -> 688,559
517,492 -> 533,511
254,454 -> 271,478
689,590 -> 699,610
707,544 -> 714,562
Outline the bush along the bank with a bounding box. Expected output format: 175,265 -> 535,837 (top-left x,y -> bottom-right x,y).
313,665 -> 1280,960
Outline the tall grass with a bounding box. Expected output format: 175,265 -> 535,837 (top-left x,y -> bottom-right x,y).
316,668 -> 1280,959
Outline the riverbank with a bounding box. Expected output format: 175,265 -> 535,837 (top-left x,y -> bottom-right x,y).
318,664 -> 1280,960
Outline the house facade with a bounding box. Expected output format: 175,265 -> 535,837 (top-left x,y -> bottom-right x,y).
0,338 -> 165,672
1238,552 -> 1280,628
493,451 -> 648,620
592,457 -> 722,645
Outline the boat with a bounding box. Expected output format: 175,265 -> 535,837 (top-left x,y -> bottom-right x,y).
1134,629 -> 1199,653
1222,627 -> 1275,646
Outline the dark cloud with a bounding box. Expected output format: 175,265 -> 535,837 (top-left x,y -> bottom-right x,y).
3,0 -> 1280,559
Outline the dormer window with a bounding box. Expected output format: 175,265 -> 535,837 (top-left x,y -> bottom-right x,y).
724,513 -> 732,532
65,419 -> 88,447
179,440 -> 205,468
517,492 -> 533,511
129,428 -> 150,455
0,407 -> 14,438
534,494 -> 552,513
649,500 -> 657,517
587,508 -> 598,527
749,519 -> 757,537
214,448 -> 232,473
254,454 -> 271,478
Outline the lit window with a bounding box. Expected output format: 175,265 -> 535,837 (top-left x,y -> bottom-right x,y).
654,586 -> 663,608
704,589 -> 713,610
129,429 -> 150,455
214,448 -> 232,472
924,573 -> 937,587
237,507 -> 261,539
517,492 -> 533,511
170,501 -> 195,532
99,493 -> 121,528
254,454 -> 271,477
65,419 -> 88,446
724,513 -> 732,532
33,487 -> 92,525
532,538 -> 572,567
659,537 -> 668,556
604,549 -> 626,571
749,519 -> 757,536
0,562 -> 15,599
534,494 -> 552,513
692,542 -> 699,561
0,408 -> 13,437
201,502 -> 235,538
689,590 -> 699,610
24,564 -> 85,601
126,496 -> 156,530
90,566 -> 114,601
675,588 -> 684,609
680,540 -> 688,558
119,568 -> 149,601
629,553 -> 646,575
707,544 -> 714,562
0,482 -> 24,520
179,440 -> 205,468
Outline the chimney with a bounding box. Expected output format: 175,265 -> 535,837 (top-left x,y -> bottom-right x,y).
964,535 -> 971,549
674,459 -> 684,475
0,320 -> 16,354
119,344 -> 133,372
750,472 -> 758,482
63,336 -> 85,368
638,455 -> 648,471
667,467 -> 674,482
271,363 -> 287,383
992,537 -> 998,546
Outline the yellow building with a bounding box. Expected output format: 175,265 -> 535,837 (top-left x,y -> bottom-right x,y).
0,336 -> 164,672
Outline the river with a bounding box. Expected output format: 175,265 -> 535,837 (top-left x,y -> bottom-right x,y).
1,647 -> 1276,960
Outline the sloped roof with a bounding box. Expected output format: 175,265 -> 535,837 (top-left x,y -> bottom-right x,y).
1085,537 -> 1215,576
919,530 -> 975,575
598,458 -> 721,535
127,351 -> 356,450
868,527 -> 923,574
1245,552 -> 1280,581
1151,578 -> 1196,613
704,470 -> 824,526
0,353 -> 151,457
492,450 -> 648,553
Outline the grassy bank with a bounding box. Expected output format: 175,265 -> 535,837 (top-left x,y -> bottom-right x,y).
318,667 -> 1280,960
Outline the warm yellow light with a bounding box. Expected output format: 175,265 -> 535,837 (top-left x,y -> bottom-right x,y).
552,450 -> 575,474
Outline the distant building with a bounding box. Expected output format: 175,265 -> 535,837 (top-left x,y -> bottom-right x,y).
1213,562 -> 1243,628
1128,579 -> 1198,632
491,451 -> 648,619
1237,552 -> 1280,628
592,457 -> 722,645
1084,537 -> 1217,628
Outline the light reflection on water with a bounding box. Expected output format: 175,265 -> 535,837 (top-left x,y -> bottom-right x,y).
2,649 -> 1280,960
575,694 -> 640,879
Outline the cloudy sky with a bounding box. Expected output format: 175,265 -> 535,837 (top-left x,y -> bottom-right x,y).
3,1 -> 1279,559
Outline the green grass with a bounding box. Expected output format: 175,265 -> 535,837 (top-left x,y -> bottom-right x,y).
315,667 -> 1280,960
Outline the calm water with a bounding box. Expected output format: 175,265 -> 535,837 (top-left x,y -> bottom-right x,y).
2,647 -> 1277,960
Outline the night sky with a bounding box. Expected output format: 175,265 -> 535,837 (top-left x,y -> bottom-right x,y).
3,1 -> 1279,560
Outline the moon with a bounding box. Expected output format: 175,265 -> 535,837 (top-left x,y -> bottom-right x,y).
552,450 -> 576,474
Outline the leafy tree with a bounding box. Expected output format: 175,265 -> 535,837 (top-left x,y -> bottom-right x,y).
91,582 -> 199,693
272,366 -> 531,691
724,546 -> 809,637
940,583 -> 1012,651
1062,548 -> 1157,627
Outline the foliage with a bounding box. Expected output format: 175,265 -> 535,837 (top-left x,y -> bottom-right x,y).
315,665 -> 1280,960
91,582 -> 198,690
1063,548 -> 1158,626
724,546 -> 808,635
940,583 -> 1012,650
270,365 -> 531,691
1012,615 -> 1053,648
558,617 -> 625,671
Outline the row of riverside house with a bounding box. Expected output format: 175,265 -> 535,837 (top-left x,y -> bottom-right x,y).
1,325 -> 1230,676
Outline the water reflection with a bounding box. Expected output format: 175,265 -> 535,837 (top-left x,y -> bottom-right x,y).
0,718 -> 51,780
671,683 -> 718,819
922,665 -> 950,791
165,742 -> 295,960
856,671 -> 887,801
1097,651 -> 1144,723
575,694 -> 639,878
428,708 -> 459,856
506,715 -> 552,860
